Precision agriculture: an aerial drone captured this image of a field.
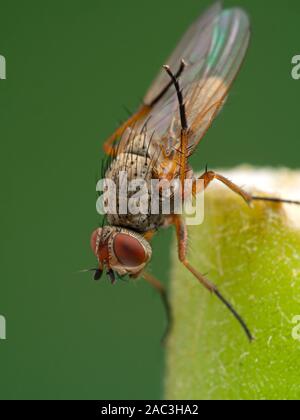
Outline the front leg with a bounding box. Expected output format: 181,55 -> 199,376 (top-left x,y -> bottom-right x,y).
163,64 -> 189,193
171,215 -> 253,342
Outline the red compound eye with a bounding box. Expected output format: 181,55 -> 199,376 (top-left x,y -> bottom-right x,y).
113,233 -> 147,267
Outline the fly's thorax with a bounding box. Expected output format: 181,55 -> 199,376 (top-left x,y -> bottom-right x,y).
105,152 -> 153,185
107,213 -> 164,233
105,145 -> 165,231
103,160 -> 193,232
102,127 -> 188,232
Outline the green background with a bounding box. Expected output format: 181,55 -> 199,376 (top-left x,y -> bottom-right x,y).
0,0 -> 299,400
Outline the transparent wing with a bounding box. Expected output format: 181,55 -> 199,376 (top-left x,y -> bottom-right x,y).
144,4 -> 250,156
144,2 -> 222,107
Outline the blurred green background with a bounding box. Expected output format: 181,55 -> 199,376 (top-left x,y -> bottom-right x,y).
0,0 -> 299,400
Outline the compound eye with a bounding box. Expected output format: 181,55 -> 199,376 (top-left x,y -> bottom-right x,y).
113,233 -> 147,268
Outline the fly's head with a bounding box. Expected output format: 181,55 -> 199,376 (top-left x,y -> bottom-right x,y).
90,226 -> 152,283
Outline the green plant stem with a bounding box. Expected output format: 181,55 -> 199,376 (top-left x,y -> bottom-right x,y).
165,169 -> 300,400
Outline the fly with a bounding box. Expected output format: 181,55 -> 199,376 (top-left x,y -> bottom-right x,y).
88,2 -> 300,342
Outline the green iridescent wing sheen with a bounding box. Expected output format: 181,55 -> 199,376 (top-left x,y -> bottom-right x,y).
144,2 -> 250,154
